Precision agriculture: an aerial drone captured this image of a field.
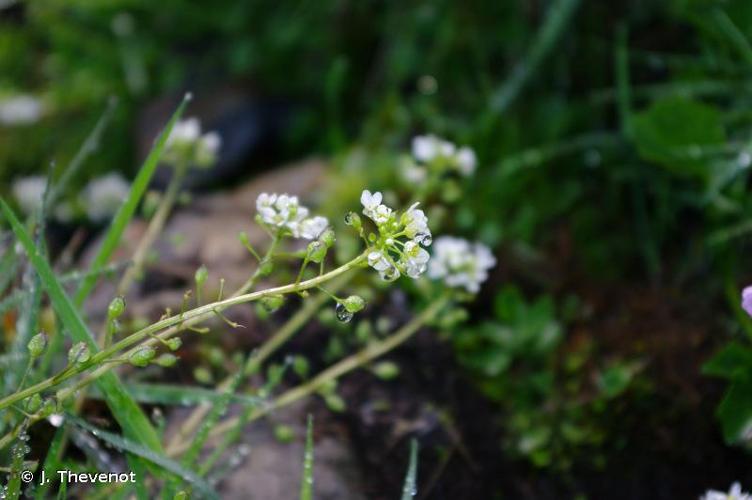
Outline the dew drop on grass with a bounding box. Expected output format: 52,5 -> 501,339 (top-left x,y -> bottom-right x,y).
335,303 -> 353,323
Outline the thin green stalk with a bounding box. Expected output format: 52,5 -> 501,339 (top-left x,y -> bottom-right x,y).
166,293 -> 450,457
0,252 -> 368,418
115,162 -> 188,297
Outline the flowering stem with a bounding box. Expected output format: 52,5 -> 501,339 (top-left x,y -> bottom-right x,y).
164,273 -> 352,455
166,293 -> 451,458
0,252 -> 368,418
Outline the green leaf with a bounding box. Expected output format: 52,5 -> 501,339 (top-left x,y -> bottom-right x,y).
65,415 -> 219,500
108,382 -> 264,407
74,94 -> 190,305
702,342 -> 752,379
299,415 -> 314,500
400,439 -> 419,500
0,200 -> 162,453
631,97 -> 726,178
596,364 -> 634,399
717,377 -> 752,444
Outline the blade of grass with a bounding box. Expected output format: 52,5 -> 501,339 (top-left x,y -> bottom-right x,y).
400,439 -> 419,500
110,382 -> 264,407
487,0 -> 581,114
74,93 -> 191,305
46,97 -> 118,212
0,200 -> 163,453
299,415 -> 314,500
65,415 -> 219,500
34,427 -> 65,500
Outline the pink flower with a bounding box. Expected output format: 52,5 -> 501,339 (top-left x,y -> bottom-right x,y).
742,287 -> 752,317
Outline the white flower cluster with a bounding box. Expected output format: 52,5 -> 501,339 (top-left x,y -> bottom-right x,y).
83,173 -> 131,222
0,95 -> 44,126
163,117 -> 221,168
11,172 -> 131,223
360,190 -> 431,281
256,193 -> 329,239
701,483 -> 751,500
410,134 -> 477,176
428,236 -> 496,293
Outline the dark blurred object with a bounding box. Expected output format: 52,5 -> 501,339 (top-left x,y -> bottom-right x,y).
136,83 -> 290,191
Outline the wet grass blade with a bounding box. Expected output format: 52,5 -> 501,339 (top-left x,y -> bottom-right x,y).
113,382 -> 264,407
66,415 -> 219,500
74,94 -> 191,305
400,439 -> 418,500
299,415 -> 314,500
0,199 -> 163,453
34,427 -> 65,500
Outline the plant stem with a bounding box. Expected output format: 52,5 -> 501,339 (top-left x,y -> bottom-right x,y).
166,293 -> 450,458
115,162 -> 188,297
164,274 -> 351,455
0,252 -> 367,415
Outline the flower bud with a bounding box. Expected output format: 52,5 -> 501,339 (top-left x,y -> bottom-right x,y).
306,241 -> 327,264
372,361 -> 400,380
194,265 -> 208,286
260,294 -> 285,312
343,295 -> 366,313
25,393 -> 42,413
274,424 -> 295,443
129,346 -> 156,367
320,228 -> 336,248
259,260 -> 274,276
68,342 -> 91,365
344,211 -> 361,231
166,338 -> 183,351
107,296 -> 126,320
154,353 -> 178,367
27,332 -> 48,358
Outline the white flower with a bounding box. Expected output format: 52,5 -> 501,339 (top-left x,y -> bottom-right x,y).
701,482 -> 751,500
428,236 -> 496,293
403,164 -> 427,183
403,203 -> 430,241
164,117 -> 221,168
411,134 -> 477,177
255,192 -> 328,239
456,146 -> 477,176
360,189 -> 393,225
168,118 -> 201,144
48,414 -> 64,428
360,189 -> 382,213
298,215 -> 329,240
0,95 -> 44,126
402,240 -> 430,278
83,173 -> 131,222
368,250 -> 391,272
12,176 -> 47,214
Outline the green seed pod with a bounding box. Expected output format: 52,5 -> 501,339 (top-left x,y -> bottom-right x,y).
68,342 -> 91,365
27,332 -> 48,358
25,393 -> 42,413
343,295 -> 366,313
129,346 -> 156,367
107,296 -> 126,320
320,228 -> 336,248
194,366 -> 213,384
173,491 -> 189,500
154,353 -> 178,367
194,265 -> 208,286
260,294 -> 285,312
344,211 -> 361,231
259,260 -> 274,276
306,241 -> 327,264
372,361 -> 400,380
166,337 -> 183,351
293,355 -> 309,378
273,424 -> 295,443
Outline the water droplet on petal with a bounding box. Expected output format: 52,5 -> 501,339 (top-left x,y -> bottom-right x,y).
335,303 -> 354,323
